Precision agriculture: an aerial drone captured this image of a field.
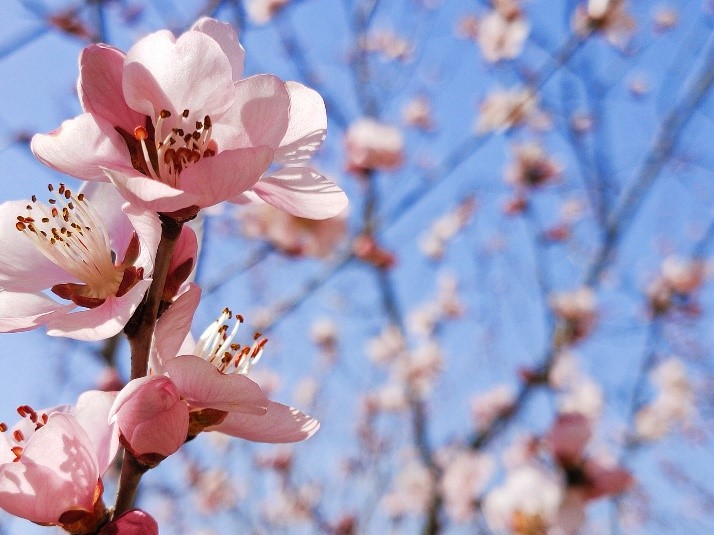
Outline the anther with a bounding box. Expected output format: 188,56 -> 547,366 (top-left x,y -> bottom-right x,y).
182,109 -> 190,118
134,126 -> 149,141
160,110 -> 171,119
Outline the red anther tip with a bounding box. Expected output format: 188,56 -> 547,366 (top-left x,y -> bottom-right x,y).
134,126 -> 149,141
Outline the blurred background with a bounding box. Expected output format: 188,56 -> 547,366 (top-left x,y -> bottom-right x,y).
0,0 -> 713,533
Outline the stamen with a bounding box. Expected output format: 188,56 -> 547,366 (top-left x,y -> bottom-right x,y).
15,185 -> 134,303
194,310 -> 267,376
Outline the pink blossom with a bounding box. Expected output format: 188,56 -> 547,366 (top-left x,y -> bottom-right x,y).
0,391 -> 119,530
309,318 -> 339,360
359,29 -> 414,62
549,287 -> 597,342
394,341 -> 444,398
439,449 -> 494,522
635,357 -> 695,441
476,87 -> 546,133
188,467 -> 242,513
353,234 -> 397,269
148,285 -> 320,443
661,256 -> 705,295
245,0 -> 290,25
402,96 -> 435,131
545,413 -> 634,501
382,451 -> 434,518
558,377 -> 604,419
419,198 -> 475,259
99,509 -> 158,535
505,142 -> 561,189
647,256 -> 705,314
483,465 -> 563,533
32,18 -> 346,219
653,6 -> 678,31
546,412 -> 593,467
238,202 -> 347,258
477,9 -> 529,63
572,0 -> 635,48
471,385 -> 516,431
0,182 -> 159,340
344,118 -> 404,172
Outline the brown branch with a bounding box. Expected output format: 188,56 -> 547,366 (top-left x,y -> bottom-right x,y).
113,215 -> 184,517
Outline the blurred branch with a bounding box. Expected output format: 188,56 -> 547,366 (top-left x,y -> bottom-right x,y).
203,243 -> 274,295
384,32 -> 586,230
584,40 -> 714,285
272,6 -> 350,129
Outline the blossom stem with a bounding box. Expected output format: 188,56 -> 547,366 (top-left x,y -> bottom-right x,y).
124,215 -> 184,379
113,450 -> 147,518
114,215 -> 184,517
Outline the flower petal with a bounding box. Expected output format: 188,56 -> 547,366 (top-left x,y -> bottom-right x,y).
80,181 -> 138,265
179,146 -> 273,208
209,401 -> 320,443
275,81 -> 327,164
0,290 -> 73,333
153,283 -> 201,373
74,391 -> 120,475
191,17 -> 245,81
31,113 -> 128,181
121,201 -> 161,272
0,201 -> 72,292
104,168 -> 200,213
46,278 -> 151,341
78,44 -> 145,133
214,74 -> 290,151
163,355 -> 269,414
123,29 -> 234,121
250,167 -> 348,220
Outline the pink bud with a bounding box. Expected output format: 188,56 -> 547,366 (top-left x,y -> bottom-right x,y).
110,375 -> 189,464
100,509 -> 158,535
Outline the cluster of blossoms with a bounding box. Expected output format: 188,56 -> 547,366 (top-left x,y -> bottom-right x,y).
0,17 -> 346,533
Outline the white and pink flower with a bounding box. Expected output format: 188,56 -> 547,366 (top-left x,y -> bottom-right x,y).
344,118 -> 404,172
0,391 -> 119,531
0,182 -> 159,340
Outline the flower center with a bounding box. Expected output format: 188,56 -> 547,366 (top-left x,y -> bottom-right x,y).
15,184 -> 143,308
129,109 -> 217,188
194,308 -> 268,375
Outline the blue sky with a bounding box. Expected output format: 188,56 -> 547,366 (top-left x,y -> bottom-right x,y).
0,0 -> 713,533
